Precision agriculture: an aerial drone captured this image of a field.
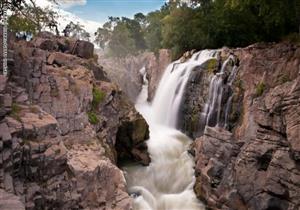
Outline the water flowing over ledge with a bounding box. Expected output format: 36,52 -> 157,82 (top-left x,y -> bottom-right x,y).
124,50 -> 218,210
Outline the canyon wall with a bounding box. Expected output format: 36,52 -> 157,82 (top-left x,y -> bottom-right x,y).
191,43 -> 300,210
0,32 -> 150,210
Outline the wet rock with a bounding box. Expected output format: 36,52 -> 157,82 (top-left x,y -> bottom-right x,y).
193,43 -> 300,210
146,49 -> 172,101
116,114 -> 150,165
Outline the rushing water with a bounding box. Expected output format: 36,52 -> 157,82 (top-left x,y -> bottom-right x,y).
200,55 -> 239,130
124,50 -> 216,210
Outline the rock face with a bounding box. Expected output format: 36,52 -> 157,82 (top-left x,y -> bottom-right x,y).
0,32 -> 150,209
192,43 -> 300,210
97,49 -> 171,102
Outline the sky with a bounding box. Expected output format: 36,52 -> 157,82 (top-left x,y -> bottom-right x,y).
62,0 -> 166,23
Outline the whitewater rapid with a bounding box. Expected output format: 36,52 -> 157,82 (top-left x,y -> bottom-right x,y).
124,51 -> 217,210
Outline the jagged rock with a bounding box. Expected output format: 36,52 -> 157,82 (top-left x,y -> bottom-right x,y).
32,37 -> 58,51
193,43 -> 300,210
0,32 -> 150,210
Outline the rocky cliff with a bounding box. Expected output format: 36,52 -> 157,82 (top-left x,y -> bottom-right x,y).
191,43 -> 300,210
0,32 -> 150,210
144,42 -> 300,210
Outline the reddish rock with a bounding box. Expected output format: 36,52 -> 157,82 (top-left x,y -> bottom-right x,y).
193,43 -> 300,210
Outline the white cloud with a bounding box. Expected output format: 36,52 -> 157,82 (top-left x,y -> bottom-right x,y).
56,0 -> 87,8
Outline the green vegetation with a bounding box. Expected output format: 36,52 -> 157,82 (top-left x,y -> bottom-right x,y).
255,82 -> 266,97
3,0 -> 59,35
10,103 -> 22,121
92,87 -> 106,109
207,59 -> 217,74
87,111 -> 99,125
95,0 -> 300,58
63,21 -> 90,41
87,86 -> 106,125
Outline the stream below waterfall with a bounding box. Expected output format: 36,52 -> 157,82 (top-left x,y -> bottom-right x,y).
123,50 -> 219,210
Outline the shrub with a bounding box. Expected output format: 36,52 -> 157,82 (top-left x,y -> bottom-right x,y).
92,87 -> 106,109
88,111 -> 99,125
255,82 -> 266,97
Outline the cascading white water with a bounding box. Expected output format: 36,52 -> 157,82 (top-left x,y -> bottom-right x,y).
124,50 -> 216,210
201,55 -> 239,129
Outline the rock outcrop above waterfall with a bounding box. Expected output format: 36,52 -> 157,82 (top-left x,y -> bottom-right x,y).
192,43 -> 300,210
97,49 -> 171,102
0,32 -> 150,209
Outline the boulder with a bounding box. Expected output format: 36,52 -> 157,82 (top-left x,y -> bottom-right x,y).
73,40 -> 94,59
116,113 -> 150,165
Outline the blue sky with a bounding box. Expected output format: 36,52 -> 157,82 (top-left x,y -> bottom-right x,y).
65,0 -> 166,23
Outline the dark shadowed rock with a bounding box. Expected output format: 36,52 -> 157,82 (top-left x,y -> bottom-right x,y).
73,40 -> 94,59
116,115 -> 150,165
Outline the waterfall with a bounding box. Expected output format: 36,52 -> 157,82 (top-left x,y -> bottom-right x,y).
124,50 -> 216,210
200,55 -> 239,130
151,50 -> 217,128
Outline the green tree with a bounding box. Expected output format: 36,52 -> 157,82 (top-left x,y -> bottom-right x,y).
63,21 -> 90,41
108,22 -> 136,57
8,14 -> 37,34
3,0 -> 59,34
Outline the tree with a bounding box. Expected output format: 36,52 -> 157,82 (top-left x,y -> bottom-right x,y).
144,11 -> 164,53
108,22 -> 136,57
95,27 -> 111,49
2,0 -> 59,35
63,21 -> 90,41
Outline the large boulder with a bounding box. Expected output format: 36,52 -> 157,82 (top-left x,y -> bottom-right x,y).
73,40 -> 94,59
116,114 -> 150,165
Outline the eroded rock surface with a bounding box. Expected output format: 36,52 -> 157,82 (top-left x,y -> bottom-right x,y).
193,43 -> 300,210
0,32 -> 150,209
